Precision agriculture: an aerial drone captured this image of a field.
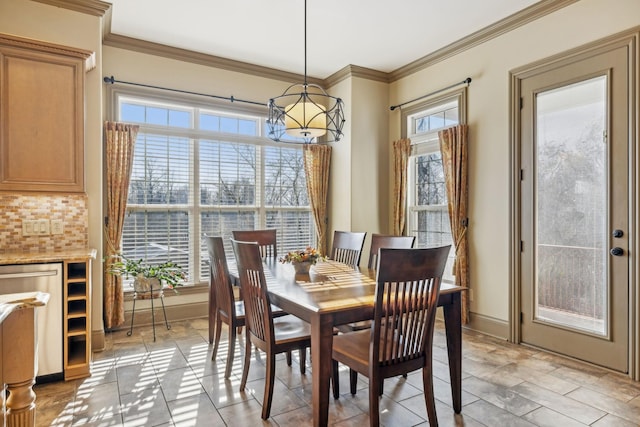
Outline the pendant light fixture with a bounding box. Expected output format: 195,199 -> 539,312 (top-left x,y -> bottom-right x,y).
267,0 -> 345,143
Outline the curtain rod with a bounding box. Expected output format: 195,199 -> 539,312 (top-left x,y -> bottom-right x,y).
102,75 -> 267,107
390,77 -> 472,111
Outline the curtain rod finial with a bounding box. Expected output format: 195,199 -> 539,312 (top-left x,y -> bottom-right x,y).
103,76 -> 115,84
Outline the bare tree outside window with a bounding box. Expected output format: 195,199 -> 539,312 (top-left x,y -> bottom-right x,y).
118,96 -> 315,284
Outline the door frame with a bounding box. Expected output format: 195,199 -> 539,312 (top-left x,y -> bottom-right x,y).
509,28 -> 639,380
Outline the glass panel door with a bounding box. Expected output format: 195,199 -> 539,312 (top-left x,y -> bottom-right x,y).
518,40 -> 629,372
535,76 -> 607,336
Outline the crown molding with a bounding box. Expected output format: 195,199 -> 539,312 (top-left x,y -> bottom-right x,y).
32,0 -> 111,17
103,33 -> 325,87
101,0 -> 576,87
389,0 -> 578,81
325,65 -> 390,87
0,32 -> 95,69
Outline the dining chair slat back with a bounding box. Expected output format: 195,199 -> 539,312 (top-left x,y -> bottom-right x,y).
368,234 -> 416,269
331,245 -> 451,427
232,229 -> 277,259
232,239 -> 273,343
205,235 -> 245,378
330,231 -> 367,266
338,234 -> 417,334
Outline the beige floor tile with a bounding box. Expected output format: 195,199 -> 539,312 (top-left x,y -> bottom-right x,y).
522,406 -> 588,427
166,392 -> 226,426
511,381 -> 606,424
157,366 -> 206,402
198,372 -> 251,408
591,413 -> 640,427
512,369 -> 580,395
73,381 -> 122,420
245,375 -> 308,417
120,385 -> 172,426
216,399 -> 277,426
462,376 -> 540,417
566,386 -> 640,425
30,319 -> 638,426
461,399 -> 536,427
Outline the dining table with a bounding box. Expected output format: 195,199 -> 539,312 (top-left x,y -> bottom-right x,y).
231,258 -> 465,427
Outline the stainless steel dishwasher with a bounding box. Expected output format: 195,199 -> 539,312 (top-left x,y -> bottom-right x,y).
0,262 -> 63,382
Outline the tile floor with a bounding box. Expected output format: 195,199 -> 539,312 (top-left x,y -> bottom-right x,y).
34,317 -> 640,426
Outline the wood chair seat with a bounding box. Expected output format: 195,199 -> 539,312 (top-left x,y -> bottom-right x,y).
271,316 -> 311,353
221,300 -> 287,320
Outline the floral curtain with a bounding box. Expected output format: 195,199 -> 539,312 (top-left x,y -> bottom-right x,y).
303,144 -> 331,256
439,125 -> 470,324
104,121 -> 138,329
392,138 -> 412,235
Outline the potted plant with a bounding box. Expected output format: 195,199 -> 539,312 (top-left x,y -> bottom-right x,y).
106,255 -> 187,295
279,247 -> 326,274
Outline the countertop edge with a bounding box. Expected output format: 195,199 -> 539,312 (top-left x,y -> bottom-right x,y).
0,291 -> 50,324
0,248 -> 97,265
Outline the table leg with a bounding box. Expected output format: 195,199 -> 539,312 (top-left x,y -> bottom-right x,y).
442,292 -> 462,413
310,314 -> 334,427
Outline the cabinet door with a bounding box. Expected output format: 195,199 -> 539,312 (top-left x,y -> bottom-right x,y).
0,34 -> 92,193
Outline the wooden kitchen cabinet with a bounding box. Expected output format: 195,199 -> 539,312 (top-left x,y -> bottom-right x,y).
63,259 -> 92,380
0,33 -> 94,193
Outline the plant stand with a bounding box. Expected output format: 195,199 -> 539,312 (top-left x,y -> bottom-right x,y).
127,279 -> 171,342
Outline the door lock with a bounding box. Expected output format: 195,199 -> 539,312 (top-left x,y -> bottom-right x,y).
612,229 -> 624,238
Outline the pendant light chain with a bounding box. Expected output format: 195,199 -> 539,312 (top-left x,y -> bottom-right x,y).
304,0 -> 307,86
266,0 -> 345,143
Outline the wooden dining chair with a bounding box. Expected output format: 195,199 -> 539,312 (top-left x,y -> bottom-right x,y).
338,233 -> 416,334
331,245 -> 451,427
232,229 -> 277,259
205,235 -> 288,379
367,233 -> 416,269
231,238 -> 312,420
330,230 -> 367,266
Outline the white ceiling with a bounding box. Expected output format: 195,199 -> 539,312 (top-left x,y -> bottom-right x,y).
107,0 -> 540,79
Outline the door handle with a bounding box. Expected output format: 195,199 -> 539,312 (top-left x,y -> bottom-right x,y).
610,247 -> 624,256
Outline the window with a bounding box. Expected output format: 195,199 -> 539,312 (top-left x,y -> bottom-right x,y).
115,92 -> 315,285
403,90 -> 466,282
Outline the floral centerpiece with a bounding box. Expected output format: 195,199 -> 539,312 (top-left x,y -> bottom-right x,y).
106,255 -> 187,294
279,247 -> 326,274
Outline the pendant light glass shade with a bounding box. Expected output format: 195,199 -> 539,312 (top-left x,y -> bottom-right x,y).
285,100 -> 326,138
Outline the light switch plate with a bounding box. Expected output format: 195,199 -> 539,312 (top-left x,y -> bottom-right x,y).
51,220 -> 64,235
36,219 -> 50,235
22,220 -> 35,236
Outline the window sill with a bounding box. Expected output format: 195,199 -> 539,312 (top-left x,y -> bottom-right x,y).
123,282 -> 208,298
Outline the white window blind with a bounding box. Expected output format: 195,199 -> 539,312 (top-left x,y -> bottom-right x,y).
117,93 -> 315,285
405,96 -> 464,283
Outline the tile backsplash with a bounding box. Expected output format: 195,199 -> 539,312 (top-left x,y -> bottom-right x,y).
0,193 -> 88,253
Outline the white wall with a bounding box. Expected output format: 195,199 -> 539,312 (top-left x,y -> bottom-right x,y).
327,78 -> 353,236
327,76 -> 389,262
349,77 -> 390,262
389,0 -> 640,325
